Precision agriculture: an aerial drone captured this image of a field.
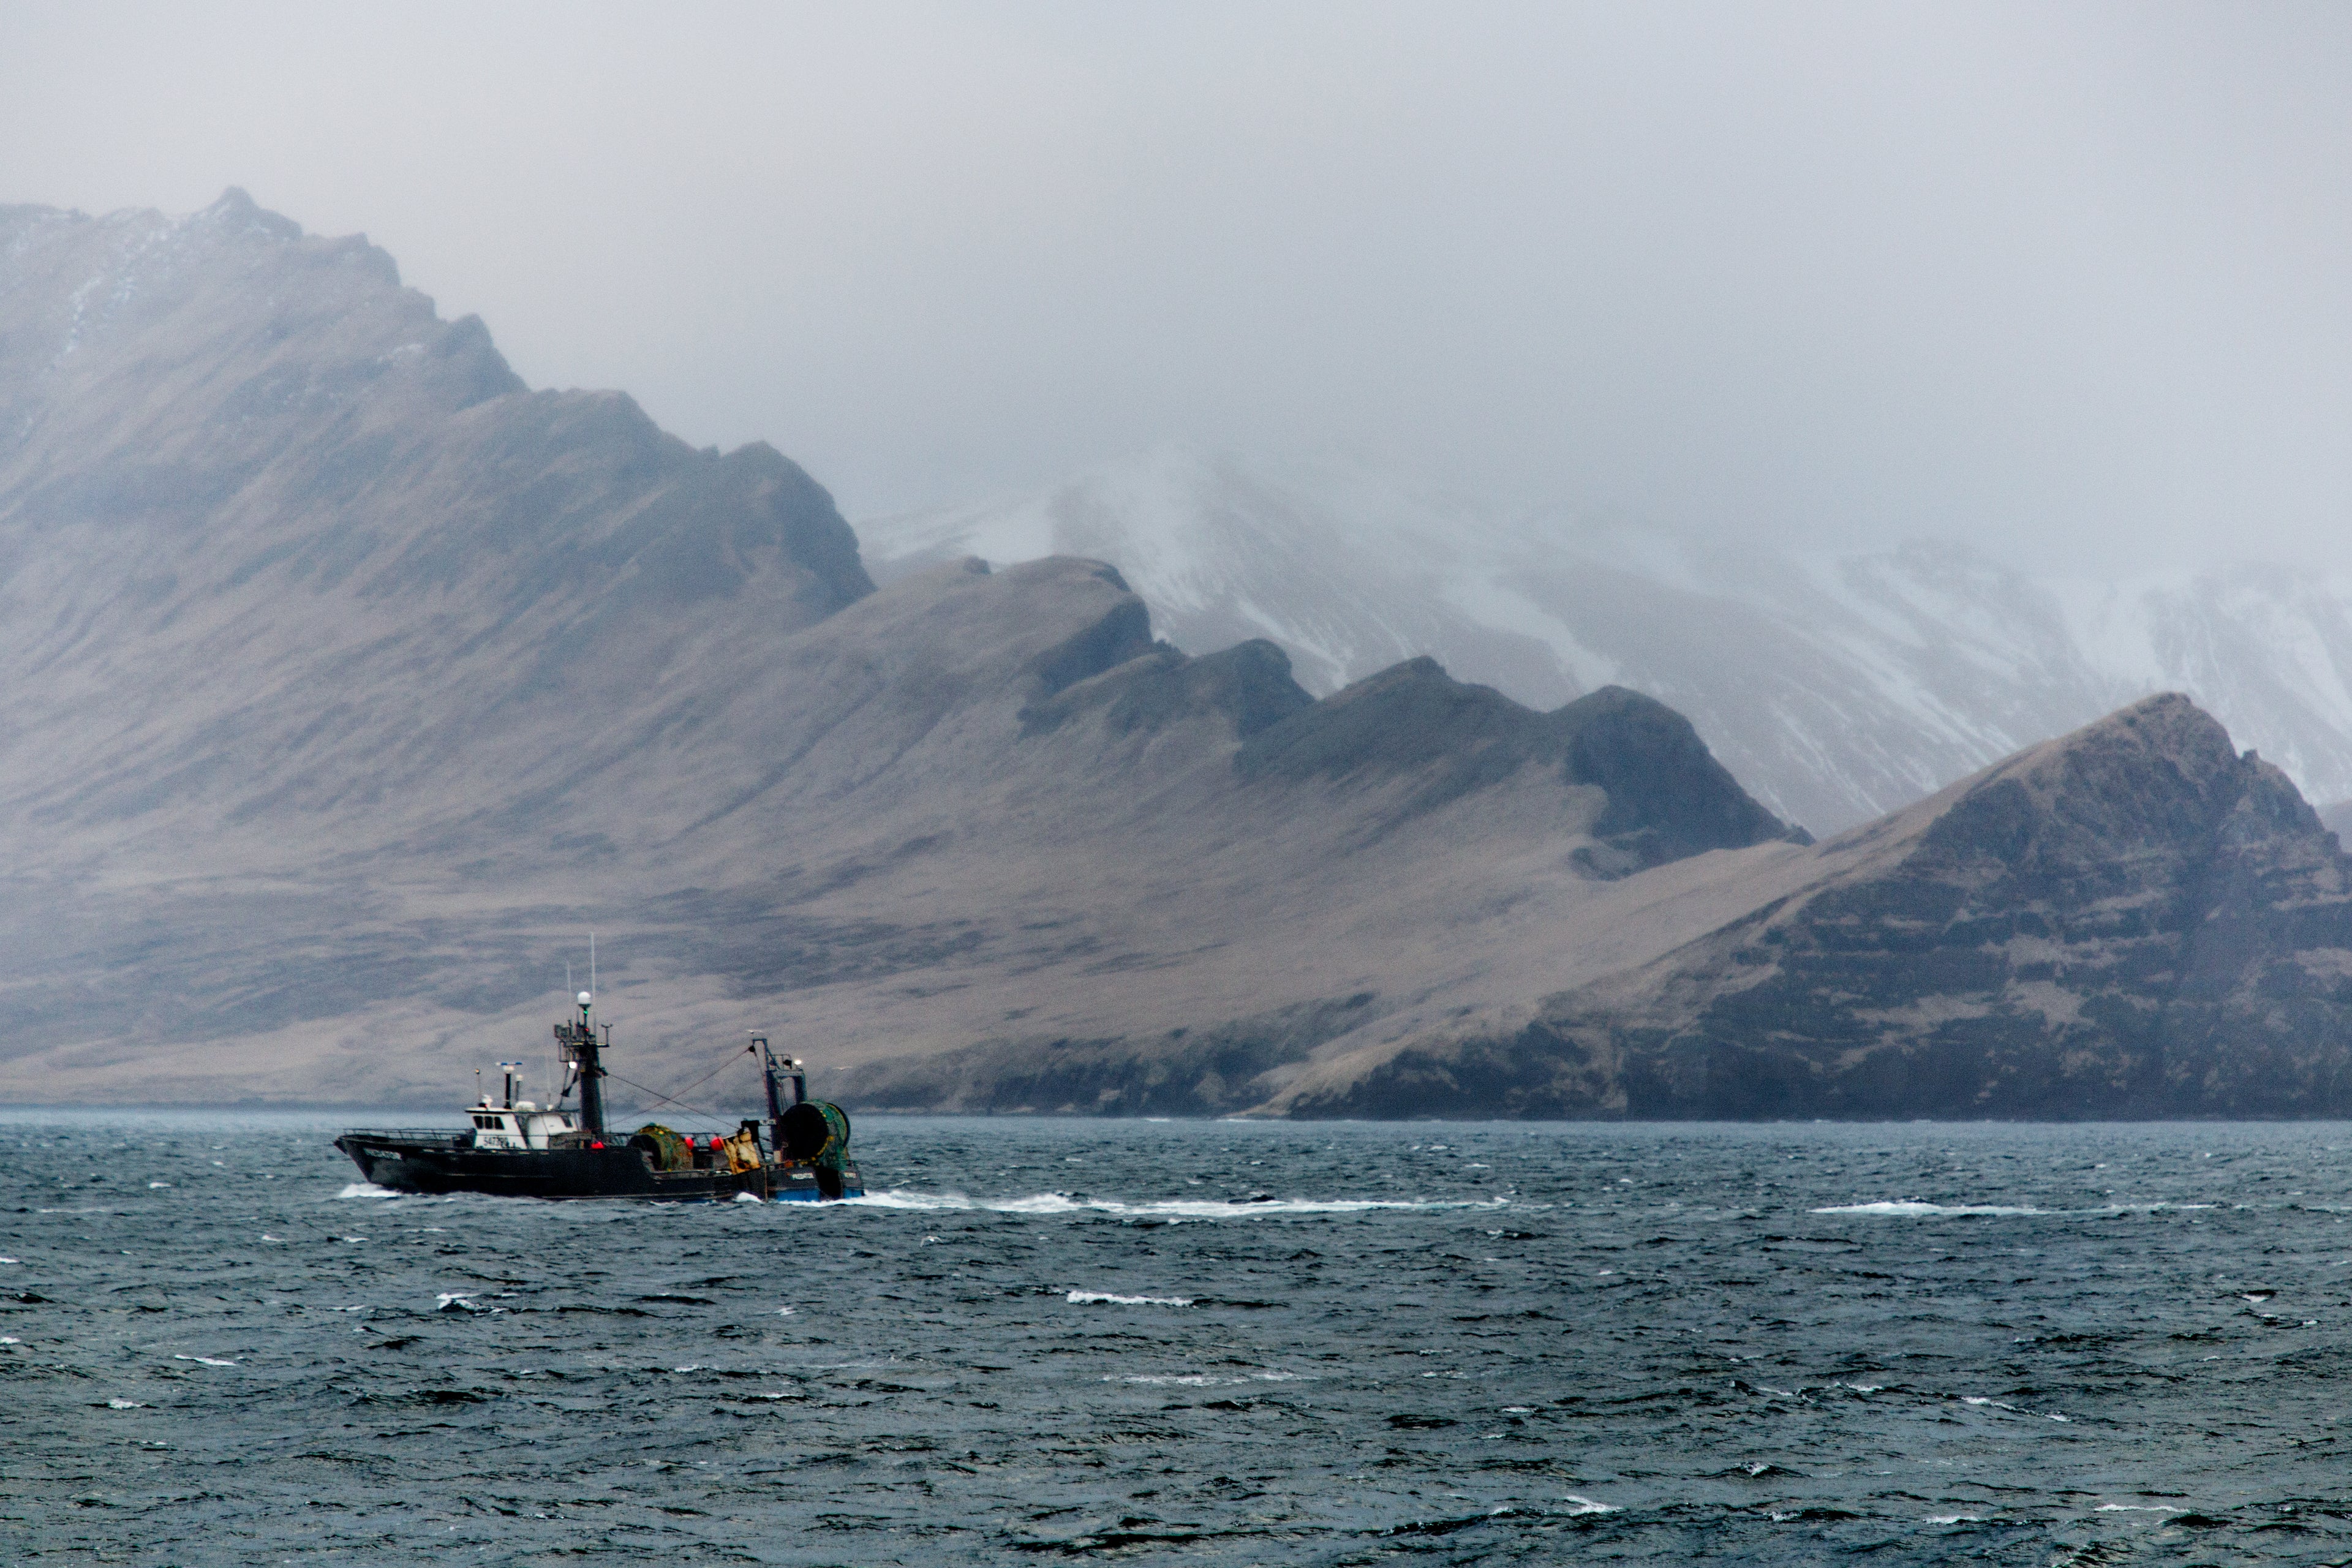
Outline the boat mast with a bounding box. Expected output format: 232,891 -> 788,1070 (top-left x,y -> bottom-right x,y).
753,1035 -> 804,1156
557,991 -> 607,1136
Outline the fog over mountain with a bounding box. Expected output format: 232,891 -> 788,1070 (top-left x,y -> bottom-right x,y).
865,450 -> 2352,836
7,193 -> 2352,1121
7,6 -> 2350,576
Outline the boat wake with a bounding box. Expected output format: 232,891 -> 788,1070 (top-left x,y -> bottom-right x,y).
1812,1199 -> 2214,1219
844,1189 -> 1510,1219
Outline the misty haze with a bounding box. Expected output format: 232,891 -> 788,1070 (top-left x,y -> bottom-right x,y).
4,4 -> 2352,1562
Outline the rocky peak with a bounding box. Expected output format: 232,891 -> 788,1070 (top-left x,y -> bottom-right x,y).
0,195 -> 875,860
1021,638 -> 1314,741
1907,693 -> 2245,888
1234,658 -> 1801,869
1557,685 -> 1812,864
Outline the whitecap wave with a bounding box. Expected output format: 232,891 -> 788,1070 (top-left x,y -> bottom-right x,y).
336,1182 -> 404,1199
1066,1289 -> 1193,1306
846,1189 -> 1509,1219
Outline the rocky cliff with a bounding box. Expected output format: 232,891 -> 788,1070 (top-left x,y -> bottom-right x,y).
1270,695 -> 2352,1118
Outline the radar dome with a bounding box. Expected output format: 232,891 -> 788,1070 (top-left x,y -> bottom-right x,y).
578,990 -> 593,1006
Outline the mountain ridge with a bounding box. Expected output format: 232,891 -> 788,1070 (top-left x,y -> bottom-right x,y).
7,194 -> 2351,1123
861,448 -> 2352,837
0,195 -> 1808,1109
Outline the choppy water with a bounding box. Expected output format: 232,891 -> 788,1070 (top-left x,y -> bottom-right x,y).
5,1112 -> 2352,1564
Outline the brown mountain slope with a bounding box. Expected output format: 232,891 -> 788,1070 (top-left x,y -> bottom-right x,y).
1270,694 -> 2352,1118
0,191 -> 869,873
0,545 -> 1803,1105
0,195 -> 1806,1107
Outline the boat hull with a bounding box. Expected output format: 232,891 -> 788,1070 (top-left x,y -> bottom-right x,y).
334,1131 -> 862,1202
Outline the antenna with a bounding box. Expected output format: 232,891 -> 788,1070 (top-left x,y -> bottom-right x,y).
589,931 -> 596,1003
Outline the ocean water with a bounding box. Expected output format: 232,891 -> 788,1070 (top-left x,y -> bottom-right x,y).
4,1112 -> 2351,1564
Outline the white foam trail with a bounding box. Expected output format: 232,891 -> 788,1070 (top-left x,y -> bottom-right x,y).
336,1183 -> 403,1199
0,1256 -> 17,1264
172,1355 -> 236,1367
1066,1290 -> 1193,1306
1961,1393 -> 2071,1422
107,1398 -> 145,1408
148,1181 -> 171,1189
1925,1514 -> 1981,1524
1111,1371 -> 1297,1385
1559,1496 -> 1618,1517
848,1189 -> 1509,1219
1814,1200 -> 2214,1218
1818,1201 -> 2048,1217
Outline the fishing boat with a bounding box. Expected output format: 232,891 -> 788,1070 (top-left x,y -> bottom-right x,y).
334,992 -> 864,1201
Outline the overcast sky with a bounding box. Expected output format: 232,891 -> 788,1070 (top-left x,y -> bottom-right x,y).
4,2 -> 2347,570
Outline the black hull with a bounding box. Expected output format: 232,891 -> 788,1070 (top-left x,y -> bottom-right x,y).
335,1132 -> 862,1202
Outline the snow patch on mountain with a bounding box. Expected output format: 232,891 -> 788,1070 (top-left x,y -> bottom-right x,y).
859,449 -> 2352,834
